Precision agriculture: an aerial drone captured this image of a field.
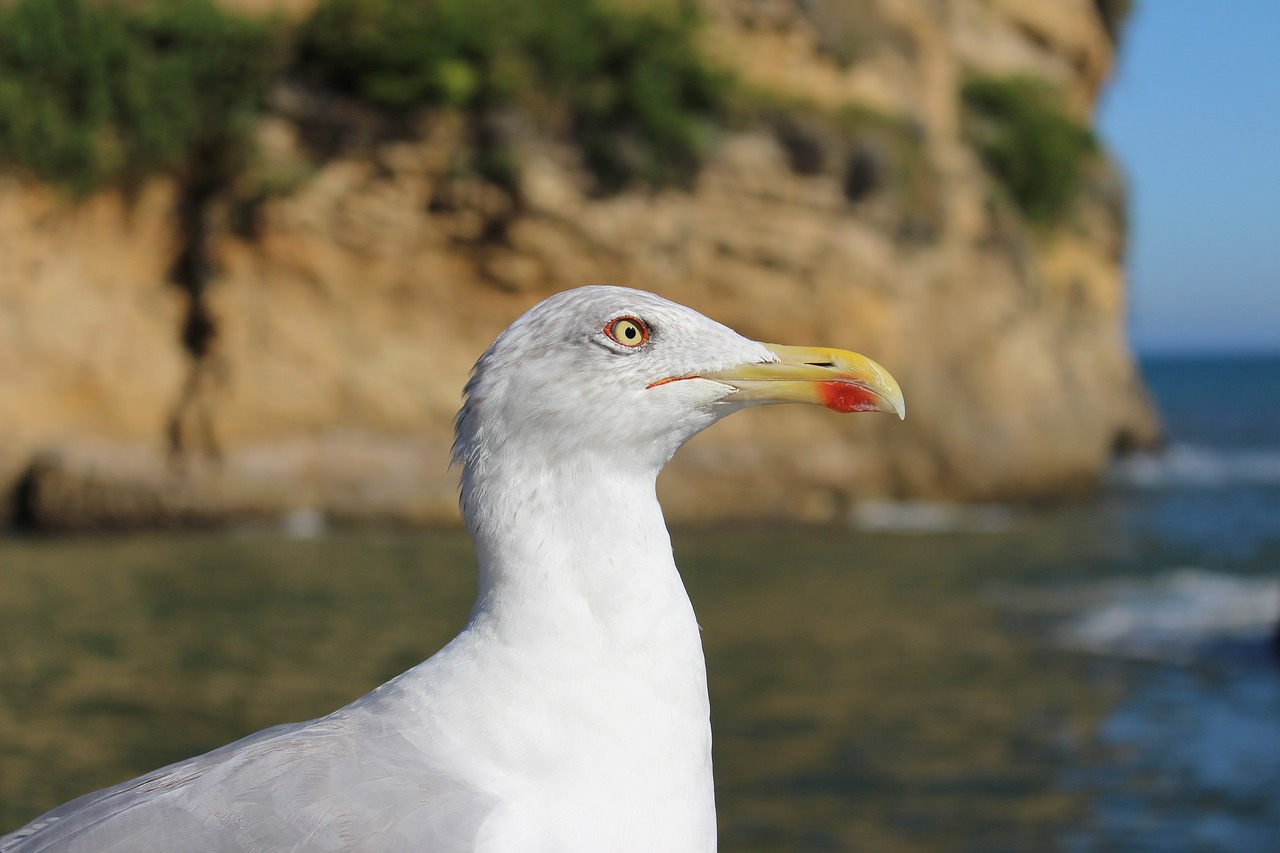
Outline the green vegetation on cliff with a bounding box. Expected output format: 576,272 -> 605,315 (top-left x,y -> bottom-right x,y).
299,0 -> 727,191
0,0 -> 1104,236
0,0 -> 725,196
0,0 -> 283,195
961,75 -> 1097,226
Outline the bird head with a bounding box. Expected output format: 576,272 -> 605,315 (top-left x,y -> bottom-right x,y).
453,286 -> 904,484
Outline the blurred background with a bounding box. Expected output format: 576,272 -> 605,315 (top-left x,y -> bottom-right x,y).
1,0 -> 1277,849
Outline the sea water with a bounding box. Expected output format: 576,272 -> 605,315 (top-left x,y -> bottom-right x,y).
1,355 -> 1277,851
1060,355 -> 1280,852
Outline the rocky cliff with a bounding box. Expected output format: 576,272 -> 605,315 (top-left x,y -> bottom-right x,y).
0,0 -> 1159,529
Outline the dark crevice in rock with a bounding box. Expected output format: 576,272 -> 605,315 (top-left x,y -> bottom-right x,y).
166,141 -> 228,462
775,118 -> 828,176
9,454 -> 59,533
843,145 -> 884,203
10,461 -> 43,532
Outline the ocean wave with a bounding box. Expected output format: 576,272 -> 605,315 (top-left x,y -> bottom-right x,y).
849,500 -> 1014,534
1054,569 -> 1280,662
1109,444 -> 1280,489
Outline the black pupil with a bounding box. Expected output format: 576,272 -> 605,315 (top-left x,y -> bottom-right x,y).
622,323 -> 637,340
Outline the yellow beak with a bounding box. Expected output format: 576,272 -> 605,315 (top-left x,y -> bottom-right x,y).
698,344 -> 905,418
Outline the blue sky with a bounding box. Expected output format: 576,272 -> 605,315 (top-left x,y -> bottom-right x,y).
1097,0 -> 1280,353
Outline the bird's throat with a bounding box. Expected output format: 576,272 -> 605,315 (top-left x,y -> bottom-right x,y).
462,459 -> 700,657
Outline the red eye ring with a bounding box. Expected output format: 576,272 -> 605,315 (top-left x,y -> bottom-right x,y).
604,316 -> 650,348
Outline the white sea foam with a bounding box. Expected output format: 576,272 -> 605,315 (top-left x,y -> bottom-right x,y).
849,500 -> 1014,534
1055,569 -> 1280,662
1110,444 -> 1280,489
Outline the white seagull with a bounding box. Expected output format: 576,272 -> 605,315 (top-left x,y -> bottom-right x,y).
2,285 -> 904,853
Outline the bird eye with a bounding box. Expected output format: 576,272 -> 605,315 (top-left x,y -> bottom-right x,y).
604,316 -> 649,348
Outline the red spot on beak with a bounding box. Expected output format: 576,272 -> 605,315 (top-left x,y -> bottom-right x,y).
816,381 -> 883,413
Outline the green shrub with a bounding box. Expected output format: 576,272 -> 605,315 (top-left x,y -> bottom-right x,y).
299,0 -> 728,192
0,0 -> 726,196
0,0 -> 284,195
960,75 -> 1096,226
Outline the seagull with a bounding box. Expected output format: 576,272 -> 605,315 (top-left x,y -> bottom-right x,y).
2,285 -> 904,853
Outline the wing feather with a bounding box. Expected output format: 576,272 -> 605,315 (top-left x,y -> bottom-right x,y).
1,706 -> 499,853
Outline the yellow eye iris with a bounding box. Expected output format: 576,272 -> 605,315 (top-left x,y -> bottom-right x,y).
605,316 -> 649,347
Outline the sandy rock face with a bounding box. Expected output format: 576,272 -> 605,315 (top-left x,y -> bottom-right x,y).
0,0 -> 1158,529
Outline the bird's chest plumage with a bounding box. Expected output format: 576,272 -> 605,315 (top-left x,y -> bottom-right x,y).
396,603 -> 717,853
480,669 -> 715,852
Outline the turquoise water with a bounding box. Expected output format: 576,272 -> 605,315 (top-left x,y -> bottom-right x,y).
1,355 -> 1278,850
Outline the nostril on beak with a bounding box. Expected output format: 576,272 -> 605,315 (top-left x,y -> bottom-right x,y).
805,362 -> 836,368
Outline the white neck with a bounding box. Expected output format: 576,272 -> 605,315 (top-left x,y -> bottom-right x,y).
438,450 -> 716,850
465,455 -> 682,633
